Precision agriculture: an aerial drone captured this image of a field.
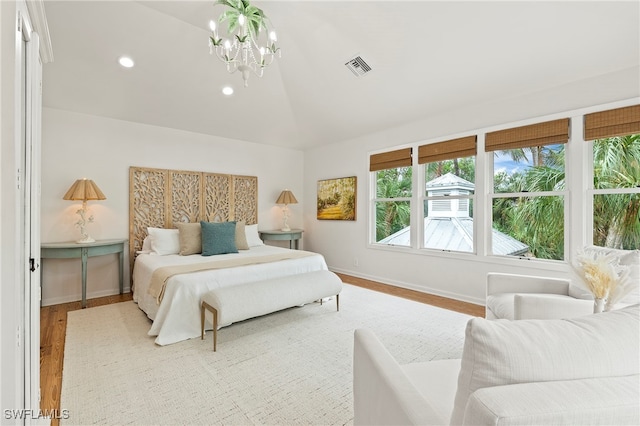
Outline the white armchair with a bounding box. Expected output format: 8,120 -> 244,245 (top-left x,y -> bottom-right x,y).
486,247 -> 640,320
485,273 -> 593,320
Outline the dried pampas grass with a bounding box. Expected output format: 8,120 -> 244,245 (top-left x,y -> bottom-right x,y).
573,248 -> 631,307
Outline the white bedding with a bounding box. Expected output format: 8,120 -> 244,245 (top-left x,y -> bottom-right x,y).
133,245 -> 328,345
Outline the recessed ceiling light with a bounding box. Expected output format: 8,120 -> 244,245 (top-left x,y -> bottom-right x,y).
222,86 -> 234,96
118,56 -> 135,68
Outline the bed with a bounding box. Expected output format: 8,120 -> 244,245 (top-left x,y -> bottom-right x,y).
129,166 -> 329,346
133,244 -> 328,345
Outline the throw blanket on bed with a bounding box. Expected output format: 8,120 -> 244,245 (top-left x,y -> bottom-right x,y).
148,250 -> 317,304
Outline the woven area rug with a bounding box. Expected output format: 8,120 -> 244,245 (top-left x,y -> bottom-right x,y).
60,283 -> 472,425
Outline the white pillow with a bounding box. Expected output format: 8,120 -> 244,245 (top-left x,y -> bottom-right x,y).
245,224 -> 264,247
619,249 -> 640,305
451,304 -> 640,425
147,227 -> 180,255
137,236 -> 152,254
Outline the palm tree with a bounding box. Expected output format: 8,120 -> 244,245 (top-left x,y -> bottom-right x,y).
424,157 -> 475,183
376,167 -> 412,241
498,146 -> 551,167
504,165 -> 566,260
593,134 -> 640,249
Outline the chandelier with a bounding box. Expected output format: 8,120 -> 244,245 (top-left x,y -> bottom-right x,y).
208,0 -> 281,87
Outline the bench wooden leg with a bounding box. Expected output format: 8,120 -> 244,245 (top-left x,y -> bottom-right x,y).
200,302 -> 205,340
201,301 -> 219,352
212,306 -> 218,352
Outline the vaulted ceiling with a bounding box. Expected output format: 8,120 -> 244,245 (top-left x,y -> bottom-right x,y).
42,1 -> 639,150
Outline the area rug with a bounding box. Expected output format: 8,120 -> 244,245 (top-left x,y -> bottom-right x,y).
60,283 -> 473,425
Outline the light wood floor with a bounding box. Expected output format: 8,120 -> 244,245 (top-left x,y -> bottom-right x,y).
40,274 -> 484,425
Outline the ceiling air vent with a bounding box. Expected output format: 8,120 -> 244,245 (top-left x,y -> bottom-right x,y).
345,56 -> 372,77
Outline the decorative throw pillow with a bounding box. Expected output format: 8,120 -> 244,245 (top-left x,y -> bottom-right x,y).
235,221 -> 249,250
450,304 -> 640,425
147,227 -> 180,255
245,224 -> 264,247
201,221 -> 238,256
138,236 -> 152,254
176,222 -> 201,255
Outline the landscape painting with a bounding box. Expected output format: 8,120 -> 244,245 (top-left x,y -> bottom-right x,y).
317,176 -> 357,221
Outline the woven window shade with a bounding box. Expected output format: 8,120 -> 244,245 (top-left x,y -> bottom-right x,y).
418,136 -> 477,164
485,118 -> 570,152
584,105 -> 640,141
369,148 -> 412,172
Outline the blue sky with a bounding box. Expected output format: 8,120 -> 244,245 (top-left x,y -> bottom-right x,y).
492,151 -> 531,176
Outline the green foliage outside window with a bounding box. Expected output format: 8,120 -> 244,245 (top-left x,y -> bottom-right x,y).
375,167 -> 411,242
492,144 -> 566,260
373,135 -> 639,256
593,134 -> 640,249
493,135 -> 640,258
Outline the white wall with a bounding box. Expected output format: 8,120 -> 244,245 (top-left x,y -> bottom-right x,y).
41,108 -> 304,305
302,68 -> 640,305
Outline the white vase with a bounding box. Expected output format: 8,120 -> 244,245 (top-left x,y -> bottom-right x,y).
593,297 -> 606,314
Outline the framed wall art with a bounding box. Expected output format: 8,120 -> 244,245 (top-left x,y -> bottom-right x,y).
317,176 -> 357,221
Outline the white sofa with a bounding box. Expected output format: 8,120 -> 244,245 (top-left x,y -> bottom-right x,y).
353,304 -> 640,425
486,247 -> 640,320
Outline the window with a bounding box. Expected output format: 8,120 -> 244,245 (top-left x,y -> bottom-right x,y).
370,148 -> 412,245
487,118 -> 569,261
367,103 -> 638,262
419,136 -> 476,253
585,105 -> 640,250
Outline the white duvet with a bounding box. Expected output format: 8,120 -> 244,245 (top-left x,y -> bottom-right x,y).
133,245 -> 328,346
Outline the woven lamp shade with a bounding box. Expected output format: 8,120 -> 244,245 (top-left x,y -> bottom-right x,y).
63,179 -> 106,201
276,190 -> 298,205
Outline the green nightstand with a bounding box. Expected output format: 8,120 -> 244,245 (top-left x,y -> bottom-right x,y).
40,239 -> 127,308
259,229 -> 303,250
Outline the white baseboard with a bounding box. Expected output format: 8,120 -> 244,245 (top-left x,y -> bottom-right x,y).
328,267 -> 485,306
41,286 -> 131,307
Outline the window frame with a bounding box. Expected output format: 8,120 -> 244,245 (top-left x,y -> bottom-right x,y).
370,166 -> 413,247
366,100 -> 638,267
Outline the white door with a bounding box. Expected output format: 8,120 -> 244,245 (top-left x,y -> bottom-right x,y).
25,28 -> 42,417
17,6 -> 42,419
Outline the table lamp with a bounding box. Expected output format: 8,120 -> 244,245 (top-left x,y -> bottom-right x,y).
275,189 -> 297,231
63,178 -> 106,243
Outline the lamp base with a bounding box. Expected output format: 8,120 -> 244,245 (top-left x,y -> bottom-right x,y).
76,236 -> 95,244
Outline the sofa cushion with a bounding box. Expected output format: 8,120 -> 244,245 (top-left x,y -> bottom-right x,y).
464,375 -> 640,425
450,304 -> 640,425
486,293 -> 581,320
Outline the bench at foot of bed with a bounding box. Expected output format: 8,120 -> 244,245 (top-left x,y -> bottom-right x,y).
200,270 -> 343,351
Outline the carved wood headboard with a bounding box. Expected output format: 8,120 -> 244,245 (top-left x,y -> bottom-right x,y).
128,166 -> 258,271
